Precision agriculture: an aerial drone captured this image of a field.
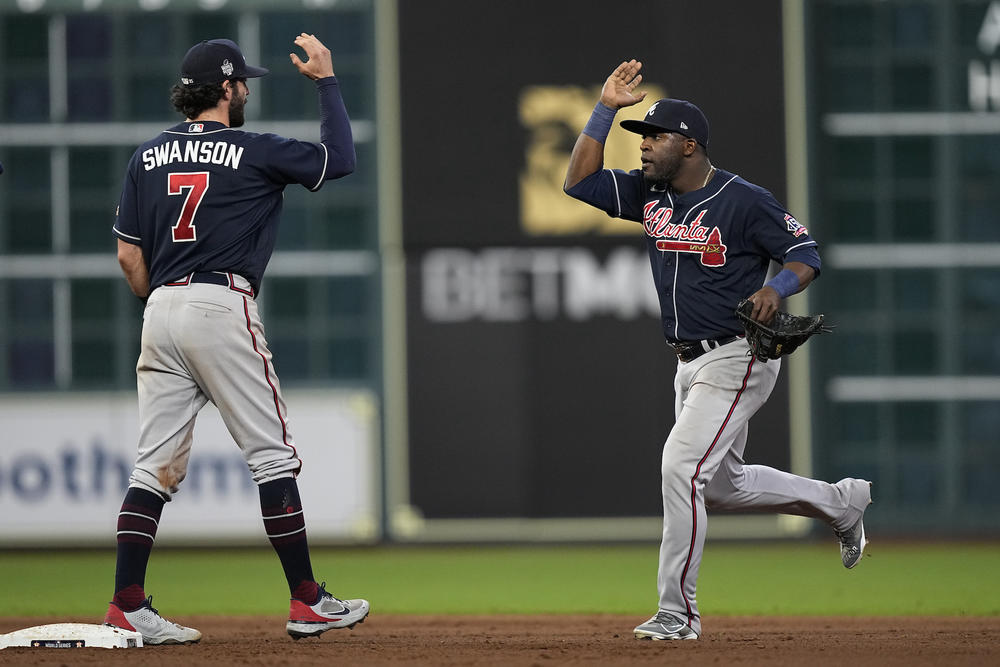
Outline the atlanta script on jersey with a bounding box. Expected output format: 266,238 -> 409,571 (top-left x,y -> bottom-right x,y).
565,167 -> 821,342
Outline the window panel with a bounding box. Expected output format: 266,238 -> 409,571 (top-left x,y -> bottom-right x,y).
7,280 -> 54,387
72,339 -> 116,384
327,336 -> 367,378
8,202 -> 52,252
960,403 -> 1000,441
126,19 -> 171,57
266,278 -> 309,319
129,74 -> 176,121
893,403 -> 938,450
270,336 -> 310,379
891,199 -> 933,240
890,137 -> 932,179
890,63 -> 934,110
827,332 -> 881,375
960,328 -> 1000,375
891,330 -> 937,373
961,269 -> 1000,311
3,15 -> 48,59
70,148 -> 115,189
958,197 -> 1000,242
181,13 -> 239,44
3,74 -> 49,121
832,402 -> 880,444
825,65 -> 876,112
71,279 -> 116,321
831,138 -> 876,181
827,271 -> 880,312
896,458 -> 940,506
892,2 -> 935,48
828,199 -> 878,242
10,339 -> 55,387
325,276 -> 368,318
320,204 -> 369,248
891,269 -> 936,312
824,3 -> 877,49
67,14 -> 113,60
0,5 -> 378,396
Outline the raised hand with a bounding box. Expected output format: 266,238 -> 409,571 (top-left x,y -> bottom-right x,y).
600,60 -> 647,109
289,33 -> 335,80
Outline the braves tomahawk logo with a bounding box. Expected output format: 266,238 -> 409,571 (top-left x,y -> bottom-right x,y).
643,203 -> 727,266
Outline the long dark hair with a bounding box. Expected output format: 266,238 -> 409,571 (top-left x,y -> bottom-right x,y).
169,82 -> 226,119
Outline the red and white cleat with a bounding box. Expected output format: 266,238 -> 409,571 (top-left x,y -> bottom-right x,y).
286,583 -> 370,640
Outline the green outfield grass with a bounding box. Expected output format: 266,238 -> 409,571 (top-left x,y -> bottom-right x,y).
1,541 -> 997,618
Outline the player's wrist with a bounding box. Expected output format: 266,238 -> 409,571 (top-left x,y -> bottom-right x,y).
583,102 -> 617,144
764,268 -> 800,299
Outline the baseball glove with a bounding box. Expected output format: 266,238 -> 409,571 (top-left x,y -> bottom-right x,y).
735,298 -> 833,362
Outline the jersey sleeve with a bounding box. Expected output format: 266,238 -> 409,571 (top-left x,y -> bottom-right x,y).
258,135 -> 334,190
257,77 -> 356,191
563,168 -> 646,222
112,151 -> 142,245
748,191 -> 821,273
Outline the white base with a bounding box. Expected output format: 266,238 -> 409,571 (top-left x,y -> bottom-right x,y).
0,623 -> 143,649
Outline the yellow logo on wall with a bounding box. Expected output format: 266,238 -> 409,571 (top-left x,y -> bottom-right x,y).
519,84 -> 667,236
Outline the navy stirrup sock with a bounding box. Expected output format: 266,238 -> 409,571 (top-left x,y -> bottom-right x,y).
259,477 -> 318,602
112,487 -> 165,610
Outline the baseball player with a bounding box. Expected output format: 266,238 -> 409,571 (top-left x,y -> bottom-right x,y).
104,34 -> 369,644
563,60 -> 872,640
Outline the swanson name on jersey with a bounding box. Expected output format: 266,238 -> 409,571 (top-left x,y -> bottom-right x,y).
141,140 -> 244,172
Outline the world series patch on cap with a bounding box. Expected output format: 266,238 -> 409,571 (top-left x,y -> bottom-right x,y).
620,98 -> 710,148
180,39 -> 269,86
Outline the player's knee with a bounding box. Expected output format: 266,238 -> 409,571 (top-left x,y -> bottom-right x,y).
704,465 -> 745,508
129,468 -> 179,500
704,480 -> 732,508
660,459 -> 692,491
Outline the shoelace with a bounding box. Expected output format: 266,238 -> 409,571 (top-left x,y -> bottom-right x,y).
315,581 -> 347,606
316,581 -> 333,602
654,611 -> 683,626
835,527 -> 856,545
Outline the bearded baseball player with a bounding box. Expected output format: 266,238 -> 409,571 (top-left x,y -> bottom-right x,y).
105,34 -> 369,644
564,60 -> 871,641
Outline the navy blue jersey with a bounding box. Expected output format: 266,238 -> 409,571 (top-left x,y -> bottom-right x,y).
113,78 -> 354,296
566,167 -> 821,342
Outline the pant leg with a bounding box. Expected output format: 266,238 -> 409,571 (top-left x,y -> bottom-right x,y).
657,343 -> 778,635
704,426 -> 866,530
173,282 -> 302,484
130,288 -> 208,498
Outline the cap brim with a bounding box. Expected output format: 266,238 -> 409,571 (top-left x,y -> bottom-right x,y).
620,119 -> 670,135
243,65 -> 269,78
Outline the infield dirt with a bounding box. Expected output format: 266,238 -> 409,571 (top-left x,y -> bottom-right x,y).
1,615 -> 998,665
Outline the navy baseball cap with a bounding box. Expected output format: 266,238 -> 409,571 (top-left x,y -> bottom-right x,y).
180,39 -> 269,85
620,98 -> 710,148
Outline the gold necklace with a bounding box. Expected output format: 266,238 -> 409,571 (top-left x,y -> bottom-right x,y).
702,165 -> 715,189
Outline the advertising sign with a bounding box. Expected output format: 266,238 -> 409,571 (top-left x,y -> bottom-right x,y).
0,390 -> 378,545
398,0 -> 793,531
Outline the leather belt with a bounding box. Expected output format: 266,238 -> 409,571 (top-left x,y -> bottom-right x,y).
164,271 -> 254,297
669,335 -> 742,363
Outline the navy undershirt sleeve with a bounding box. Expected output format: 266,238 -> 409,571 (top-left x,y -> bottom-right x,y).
316,77 -> 356,179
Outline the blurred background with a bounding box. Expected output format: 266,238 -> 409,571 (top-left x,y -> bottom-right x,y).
0,0 -> 997,547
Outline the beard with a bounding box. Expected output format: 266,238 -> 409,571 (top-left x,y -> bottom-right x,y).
228,89 -> 246,127
643,151 -> 683,187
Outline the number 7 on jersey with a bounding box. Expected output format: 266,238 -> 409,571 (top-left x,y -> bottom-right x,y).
168,171 -> 209,242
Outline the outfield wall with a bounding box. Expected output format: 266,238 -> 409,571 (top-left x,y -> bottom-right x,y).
0,390 -> 380,546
